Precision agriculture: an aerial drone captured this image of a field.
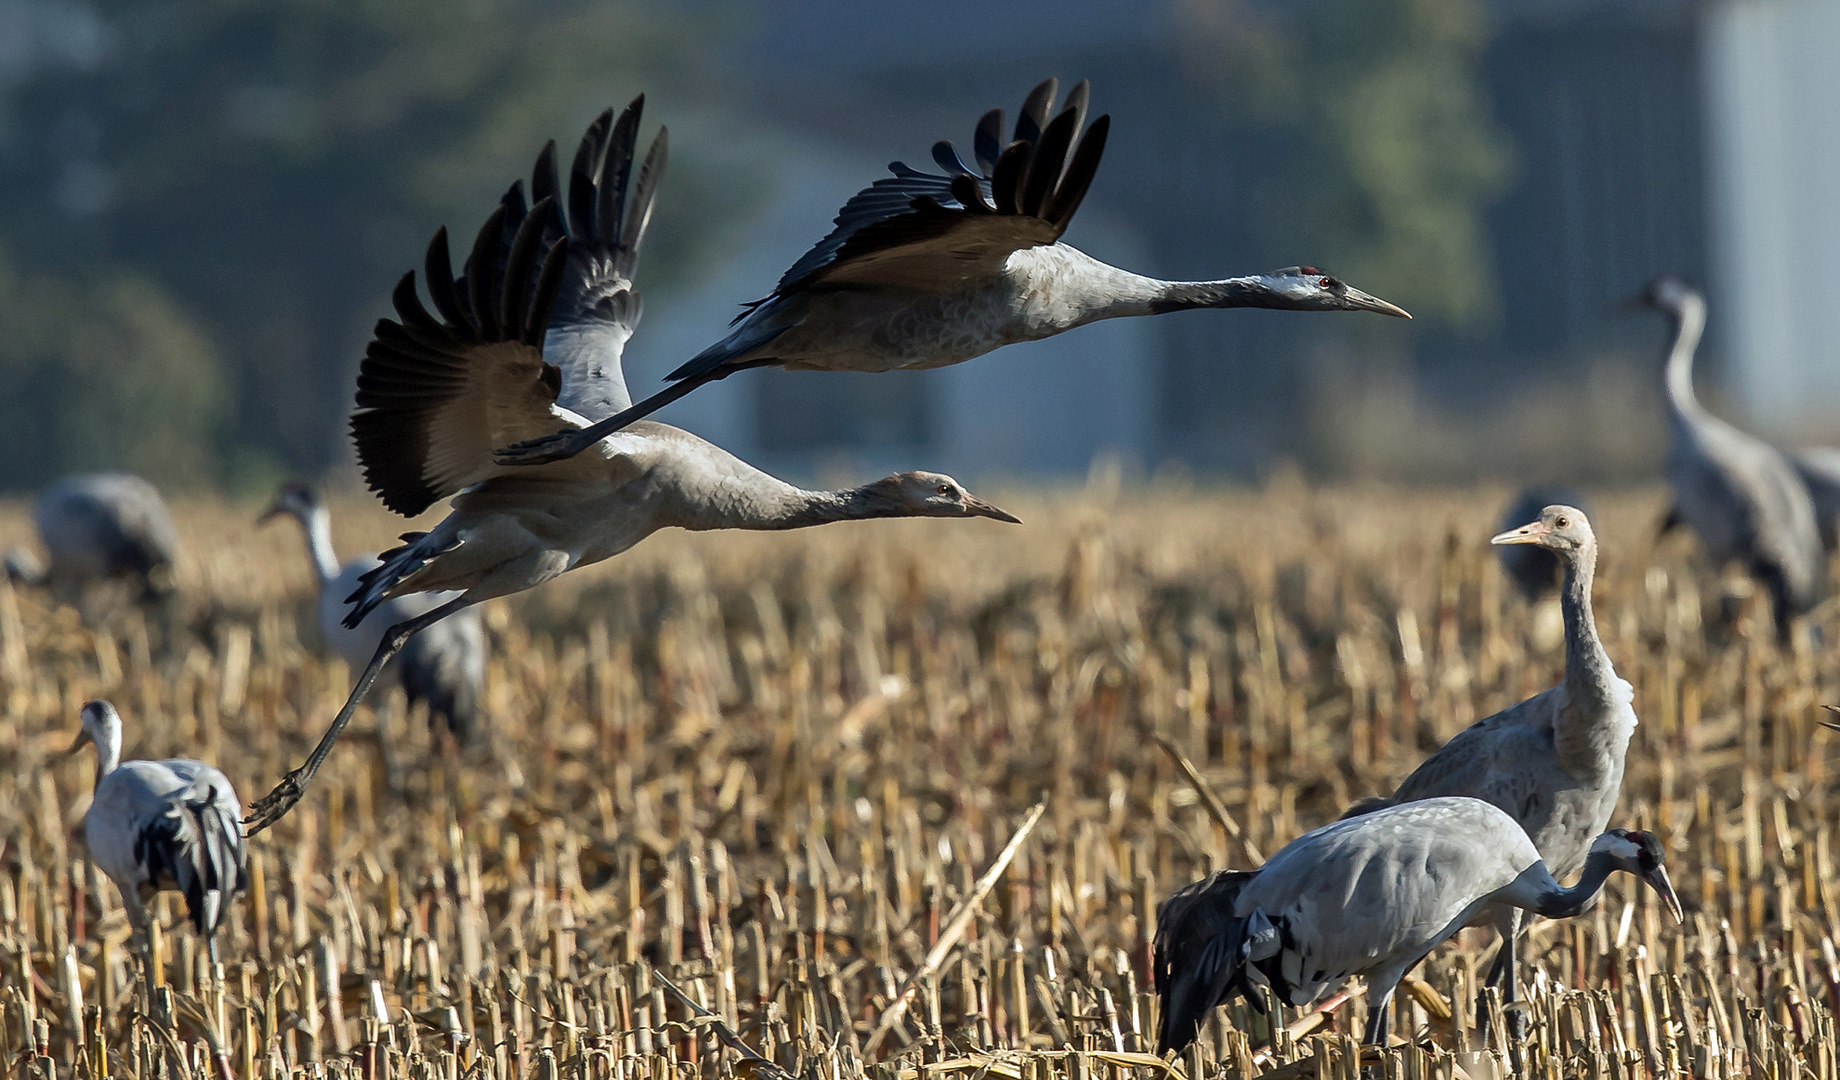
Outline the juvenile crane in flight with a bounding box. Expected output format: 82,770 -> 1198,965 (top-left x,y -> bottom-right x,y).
244,98 -> 1018,832
494,78 -> 1411,466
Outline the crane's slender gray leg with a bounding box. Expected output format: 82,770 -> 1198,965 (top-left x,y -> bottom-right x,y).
494,361 -> 770,466
244,596 -> 473,834
1362,985 -> 1394,1046
1481,908 -> 1526,1040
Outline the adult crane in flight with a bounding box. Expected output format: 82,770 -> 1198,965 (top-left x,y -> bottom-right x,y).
493,78 -> 1411,467
243,98 -> 1019,832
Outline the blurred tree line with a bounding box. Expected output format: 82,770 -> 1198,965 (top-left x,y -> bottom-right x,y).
0,0 -> 741,492
1180,0 -> 1509,327
0,0 -> 1506,493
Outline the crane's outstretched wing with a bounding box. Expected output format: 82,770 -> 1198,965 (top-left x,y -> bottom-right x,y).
351,98 -> 665,517
667,77 -> 1109,382
487,79 -> 1110,468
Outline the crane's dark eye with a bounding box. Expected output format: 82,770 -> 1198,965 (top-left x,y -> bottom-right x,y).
937,484 -> 953,496
1319,277 -> 1335,289
1555,516 -> 1569,528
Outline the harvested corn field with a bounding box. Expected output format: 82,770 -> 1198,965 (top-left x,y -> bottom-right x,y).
1,484 -> 1836,1079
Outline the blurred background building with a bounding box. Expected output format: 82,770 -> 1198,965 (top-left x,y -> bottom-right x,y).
0,0 -> 1834,492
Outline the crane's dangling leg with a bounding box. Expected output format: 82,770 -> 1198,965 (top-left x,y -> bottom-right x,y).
244,596 -> 474,834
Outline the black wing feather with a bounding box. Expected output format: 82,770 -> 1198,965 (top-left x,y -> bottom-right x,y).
1014,77 -> 1057,148
753,79 -> 1108,304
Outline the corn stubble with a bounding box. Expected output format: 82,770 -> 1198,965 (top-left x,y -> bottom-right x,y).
0,486 -> 1836,1079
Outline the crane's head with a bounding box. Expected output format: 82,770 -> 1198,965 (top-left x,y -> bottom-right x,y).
259,480 -> 322,525
1490,504 -> 1594,557
1590,829 -> 1683,922
864,472 -> 1021,523
1619,274 -> 1702,317
1256,268 -> 1413,318
66,700 -> 123,759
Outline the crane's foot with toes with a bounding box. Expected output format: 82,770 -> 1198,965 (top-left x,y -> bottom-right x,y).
493,431 -> 587,466
244,770 -> 309,834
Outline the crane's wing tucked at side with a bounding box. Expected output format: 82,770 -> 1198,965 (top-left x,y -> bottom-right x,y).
1152,869 -> 1266,1053
351,97 -> 664,517
668,78 -> 1108,383
130,769 -> 247,937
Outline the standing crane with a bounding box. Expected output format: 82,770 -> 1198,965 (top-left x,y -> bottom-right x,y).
261,481 -> 488,745
1495,486 -> 1590,601
1339,506 -> 1634,1035
492,78 -> 1412,467
66,700 -> 247,963
1153,797 -> 1680,1053
243,98 -> 1021,833
1637,276 -> 1822,642
4,473 -> 180,602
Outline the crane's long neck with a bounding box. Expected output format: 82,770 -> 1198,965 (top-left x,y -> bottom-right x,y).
1526,850 -> 1621,919
1006,247 -> 1282,329
1662,295 -> 1709,427
733,484 -> 914,531
1559,542 -> 1611,701
290,506 -> 342,584
1553,538 -> 1630,777
92,723 -> 122,785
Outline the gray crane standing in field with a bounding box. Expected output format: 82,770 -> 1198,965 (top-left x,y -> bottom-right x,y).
261,481 -> 488,745
1495,486 -> 1590,600
66,700 -> 247,963
4,472 -> 180,602
1339,506 -> 1634,1036
493,78 -> 1412,467
1637,276 -> 1822,642
1153,797 -> 1680,1052
243,97 -> 1021,833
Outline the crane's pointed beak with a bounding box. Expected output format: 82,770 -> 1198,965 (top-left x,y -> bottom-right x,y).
1491,519 -> 1551,546
1645,863 -> 1684,923
966,495 -> 1022,525
1342,286 -> 1412,319
256,503 -> 284,526
62,727 -> 92,760
1821,704 -> 1840,732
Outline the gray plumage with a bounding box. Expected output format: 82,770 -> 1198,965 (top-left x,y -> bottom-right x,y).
246,98 -> 1020,834
1341,505 -> 1634,1030
70,700 -> 247,963
262,482 -> 488,742
1640,276 -> 1822,641
1153,798 -> 1678,1052
491,79 -> 1412,467
1792,447 -> 1840,552
1496,486 -> 1590,600
7,473 -> 179,601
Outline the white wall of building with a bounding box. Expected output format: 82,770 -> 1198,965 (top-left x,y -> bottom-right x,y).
1703,0 -> 1840,432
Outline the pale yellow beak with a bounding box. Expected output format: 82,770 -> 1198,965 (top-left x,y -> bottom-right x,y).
1491,519 -> 1551,547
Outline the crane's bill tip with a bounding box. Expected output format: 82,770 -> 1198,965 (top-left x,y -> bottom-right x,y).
1648,864 -> 1684,923
967,496 -> 1022,524
1346,287 -> 1412,319
1822,703 -> 1840,714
